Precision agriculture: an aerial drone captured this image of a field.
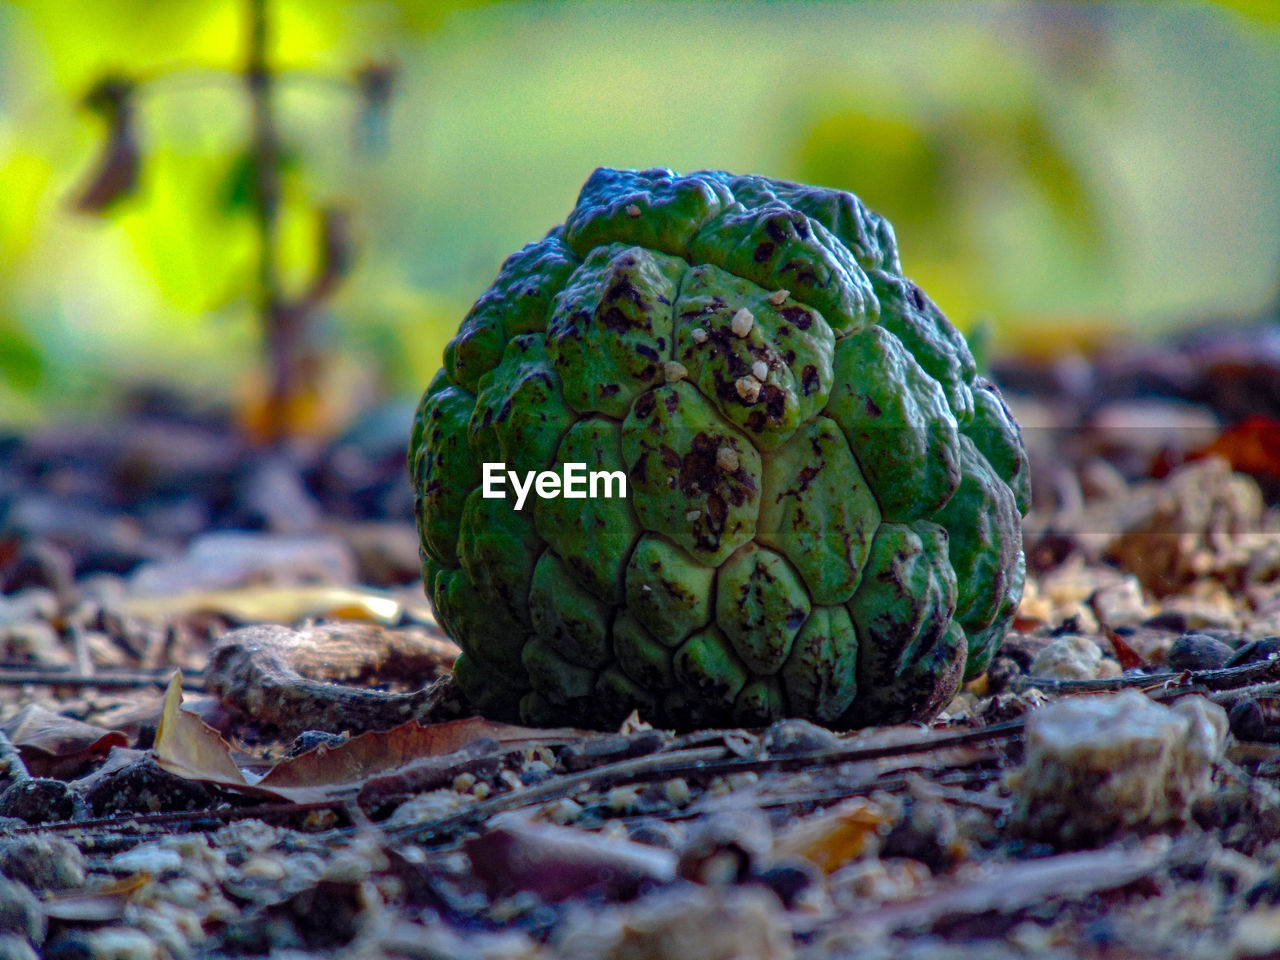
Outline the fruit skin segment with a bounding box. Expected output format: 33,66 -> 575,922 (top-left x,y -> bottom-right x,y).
410,166 -> 1029,729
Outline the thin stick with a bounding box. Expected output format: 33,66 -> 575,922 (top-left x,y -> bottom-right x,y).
0,669 -> 202,691
392,720 -> 1024,844
246,0 -> 291,443
0,799 -> 344,837
1016,657 -> 1280,696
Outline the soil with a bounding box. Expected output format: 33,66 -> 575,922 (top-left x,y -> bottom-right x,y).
2,325 -> 1280,960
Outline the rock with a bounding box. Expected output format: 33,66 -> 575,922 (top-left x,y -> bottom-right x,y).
554,884 -> 794,960
79,926 -> 161,960
0,778 -> 82,824
108,845 -> 185,878
677,809 -> 773,885
128,531 -> 357,596
1166,633 -> 1235,672
1029,635 -> 1107,680
1009,690 -> 1227,847
0,878 -> 44,947
879,785 -> 958,873
0,934 -> 38,960
1089,576 -> 1153,627
1226,636 -> 1280,668
1104,458 -> 1268,598
82,755 -> 214,817
237,456 -> 323,534
760,719 -> 840,756
0,836 -> 86,892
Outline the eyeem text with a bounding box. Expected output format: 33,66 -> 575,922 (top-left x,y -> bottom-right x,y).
482,462 -> 627,510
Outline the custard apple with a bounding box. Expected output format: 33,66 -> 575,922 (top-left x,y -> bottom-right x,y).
410,167 -> 1029,730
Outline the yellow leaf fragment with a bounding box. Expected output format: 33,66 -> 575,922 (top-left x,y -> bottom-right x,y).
773,797 -> 889,873
119,585 -> 410,626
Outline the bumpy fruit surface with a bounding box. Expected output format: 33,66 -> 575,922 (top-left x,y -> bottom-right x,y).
410,167 -> 1029,730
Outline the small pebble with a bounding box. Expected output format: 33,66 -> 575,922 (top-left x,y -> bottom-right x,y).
1226,636 -> 1280,668
0,935 -> 37,960
84,926 -> 162,960
754,858 -> 820,908
604,785 -> 642,813
735,377 -> 762,403
0,778 -> 80,824
627,820 -> 683,849
731,308 -> 754,338
663,361 -> 688,383
767,289 -> 789,306
541,797 -> 583,824
762,718 -> 839,756
1167,633 -> 1235,672
0,878 -> 44,947
625,203 -> 642,217
240,856 -> 288,882
684,509 -> 702,522
662,778 -> 690,806
751,360 -> 769,381
691,327 -> 708,344
108,846 -> 183,878
0,836 -> 85,892
880,791 -> 958,873
1029,634 -> 1106,681
1228,699 -> 1278,743
716,447 -> 740,472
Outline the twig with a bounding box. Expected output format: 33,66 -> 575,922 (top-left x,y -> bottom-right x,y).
1205,681 -> 1280,706
0,668 -> 202,691
392,720 -> 1025,845
245,0 -> 292,443
0,799 -> 345,837
1016,656 -> 1280,697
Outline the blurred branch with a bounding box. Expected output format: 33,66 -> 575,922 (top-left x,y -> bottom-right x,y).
67,2 -> 390,443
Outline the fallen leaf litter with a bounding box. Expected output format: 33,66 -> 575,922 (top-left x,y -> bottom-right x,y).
3,356 -> 1280,957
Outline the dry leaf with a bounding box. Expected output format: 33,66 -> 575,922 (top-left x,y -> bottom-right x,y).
1194,415 -> 1280,484
773,798 -> 890,873
154,675 -> 584,802
254,716 -> 568,803
43,874 -> 149,923
153,673 -> 254,791
464,818 -> 677,901
842,839 -> 1171,934
2,703 -> 128,778
118,584 -> 410,626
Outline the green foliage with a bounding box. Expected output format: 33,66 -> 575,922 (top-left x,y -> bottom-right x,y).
0,1 -> 1276,422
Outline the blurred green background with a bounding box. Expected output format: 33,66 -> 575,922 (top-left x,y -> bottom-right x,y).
0,0 -> 1277,427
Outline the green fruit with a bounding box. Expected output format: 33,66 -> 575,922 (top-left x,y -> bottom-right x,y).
410,167 -> 1028,729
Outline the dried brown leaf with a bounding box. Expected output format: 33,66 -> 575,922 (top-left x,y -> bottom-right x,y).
464,817 -> 677,901
154,675 -> 584,802
1,703 -> 128,778
153,673 -> 253,791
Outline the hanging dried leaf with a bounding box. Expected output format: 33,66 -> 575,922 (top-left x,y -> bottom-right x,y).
72,75 -> 140,214
353,61 -> 396,154
303,207 -> 354,306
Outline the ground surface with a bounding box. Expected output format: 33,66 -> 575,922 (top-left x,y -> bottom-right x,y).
2,324 -> 1280,959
